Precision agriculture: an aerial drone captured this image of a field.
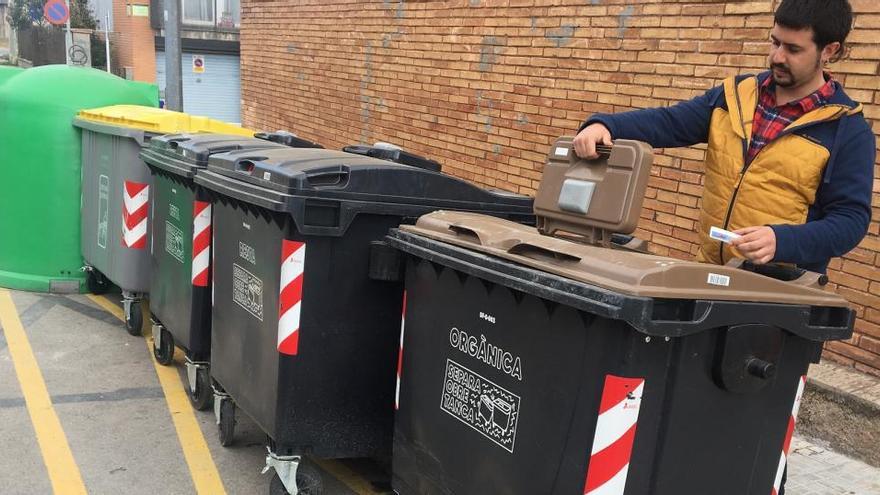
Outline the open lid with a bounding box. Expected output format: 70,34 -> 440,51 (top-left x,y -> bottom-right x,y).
398,210 -> 849,309
199,146 -> 533,213
534,138 -> 652,246
139,133 -> 287,179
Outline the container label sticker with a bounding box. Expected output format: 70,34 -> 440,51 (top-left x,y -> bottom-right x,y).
169,203 -> 180,221
239,241 -> 256,265
554,146 -> 569,157
165,221 -> 185,263
441,359 -> 520,453
449,327 -> 523,381
97,174 -> 109,249
232,262 -> 264,321
707,273 -> 730,287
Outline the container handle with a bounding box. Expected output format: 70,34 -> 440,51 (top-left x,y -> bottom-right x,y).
507,242 -> 581,263
235,160 -> 257,174
726,259 -> 828,288
447,225 -> 485,245
306,169 -> 349,187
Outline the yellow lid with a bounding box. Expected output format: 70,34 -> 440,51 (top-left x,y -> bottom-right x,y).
76,105 -> 254,137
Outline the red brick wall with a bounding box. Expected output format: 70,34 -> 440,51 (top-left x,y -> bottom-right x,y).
240,0 -> 880,376
112,0 -> 156,82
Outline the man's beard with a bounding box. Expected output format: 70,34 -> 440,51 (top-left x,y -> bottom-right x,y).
771,63 -> 796,87
770,56 -> 822,88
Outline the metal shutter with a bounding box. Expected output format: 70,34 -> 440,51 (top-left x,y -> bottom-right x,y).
156,51 -> 241,124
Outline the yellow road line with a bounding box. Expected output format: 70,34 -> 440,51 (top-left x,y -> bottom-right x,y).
313,459 -> 386,495
0,290 -> 87,495
87,294 -> 227,495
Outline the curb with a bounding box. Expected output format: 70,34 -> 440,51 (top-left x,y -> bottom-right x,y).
798,361 -> 880,467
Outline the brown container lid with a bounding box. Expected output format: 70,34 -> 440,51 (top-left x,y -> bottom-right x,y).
400,211 -> 848,309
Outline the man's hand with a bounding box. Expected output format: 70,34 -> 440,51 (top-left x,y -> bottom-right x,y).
730,226 -> 777,264
573,123 -> 612,159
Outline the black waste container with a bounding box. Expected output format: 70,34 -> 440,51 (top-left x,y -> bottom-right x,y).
385,211 -> 854,495
141,133 -> 288,408
193,147 -> 534,494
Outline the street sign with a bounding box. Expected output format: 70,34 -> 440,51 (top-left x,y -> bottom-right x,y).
192,55 -> 205,74
44,0 -> 70,26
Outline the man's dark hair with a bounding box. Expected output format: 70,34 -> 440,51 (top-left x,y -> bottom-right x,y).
775,0 -> 853,62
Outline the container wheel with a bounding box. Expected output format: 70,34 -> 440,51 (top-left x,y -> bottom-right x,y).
153,327 -> 174,366
86,270 -> 110,295
189,365 -> 212,411
218,398 -> 236,447
125,301 -> 143,336
269,461 -> 324,495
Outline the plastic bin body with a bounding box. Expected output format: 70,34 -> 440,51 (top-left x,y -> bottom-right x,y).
196,147 -> 534,458
386,221 -> 853,495
78,121 -> 154,293
149,171 -> 207,354
210,203 -> 407,456
143,134 -> 287,358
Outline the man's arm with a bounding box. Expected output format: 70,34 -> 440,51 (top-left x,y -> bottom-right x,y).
575,84 -> 724,156
770,127 -> 876,266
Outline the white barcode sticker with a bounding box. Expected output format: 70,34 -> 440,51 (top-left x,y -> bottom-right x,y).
707,273 -> 730,287
554,146 -> 569,157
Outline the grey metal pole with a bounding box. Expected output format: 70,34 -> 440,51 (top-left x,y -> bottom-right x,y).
164,0 -> 183,111
104,12 -> 111,73
64,0 -> 72,64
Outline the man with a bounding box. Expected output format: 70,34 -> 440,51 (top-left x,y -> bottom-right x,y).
574,0 -> 874,492
573,0 -> 874,277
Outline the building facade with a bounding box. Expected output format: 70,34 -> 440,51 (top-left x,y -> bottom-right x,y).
107,0 -> 242,121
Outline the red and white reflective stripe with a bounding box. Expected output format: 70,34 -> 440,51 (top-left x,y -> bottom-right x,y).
771,375 -> 806,495
191,200 -> 212,286
583,375 -> 646,495
122,180 -> 149,249
395,291 -> 406,410
277,240 -> 306,355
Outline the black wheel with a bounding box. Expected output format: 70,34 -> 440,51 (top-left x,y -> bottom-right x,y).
125,301 -> 143,336
218,398 -> 235,447
153,327 -> 174,366
188,365 -> 212,410
86,270 -> 110,294
268,461 -> 323,495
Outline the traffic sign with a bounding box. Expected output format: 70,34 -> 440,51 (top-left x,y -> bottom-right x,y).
44,0 -> 70,26
192,55 -> 205,74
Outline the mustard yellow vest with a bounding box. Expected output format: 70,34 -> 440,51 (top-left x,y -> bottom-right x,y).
696,75 -> 863,265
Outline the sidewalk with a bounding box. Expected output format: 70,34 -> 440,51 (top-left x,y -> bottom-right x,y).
787,436 -> 880,494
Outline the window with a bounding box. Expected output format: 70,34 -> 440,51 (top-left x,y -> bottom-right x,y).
181,0 -> 239,28
217,0 -> 240,28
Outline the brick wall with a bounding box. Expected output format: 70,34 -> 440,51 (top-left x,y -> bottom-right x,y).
112,0 -> 156,82
240,0 -> 880,376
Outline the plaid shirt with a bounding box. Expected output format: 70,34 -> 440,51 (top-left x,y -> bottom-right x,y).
747,75 -> 837,164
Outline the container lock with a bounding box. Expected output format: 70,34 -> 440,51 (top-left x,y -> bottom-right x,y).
715,324 -> 783,394
745,357 -> 777,380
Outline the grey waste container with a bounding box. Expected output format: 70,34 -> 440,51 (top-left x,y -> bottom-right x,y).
75,118 -> 156,335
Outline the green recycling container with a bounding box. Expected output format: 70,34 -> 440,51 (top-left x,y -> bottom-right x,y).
0,65 -> 158,293
0,66 -> 23,86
